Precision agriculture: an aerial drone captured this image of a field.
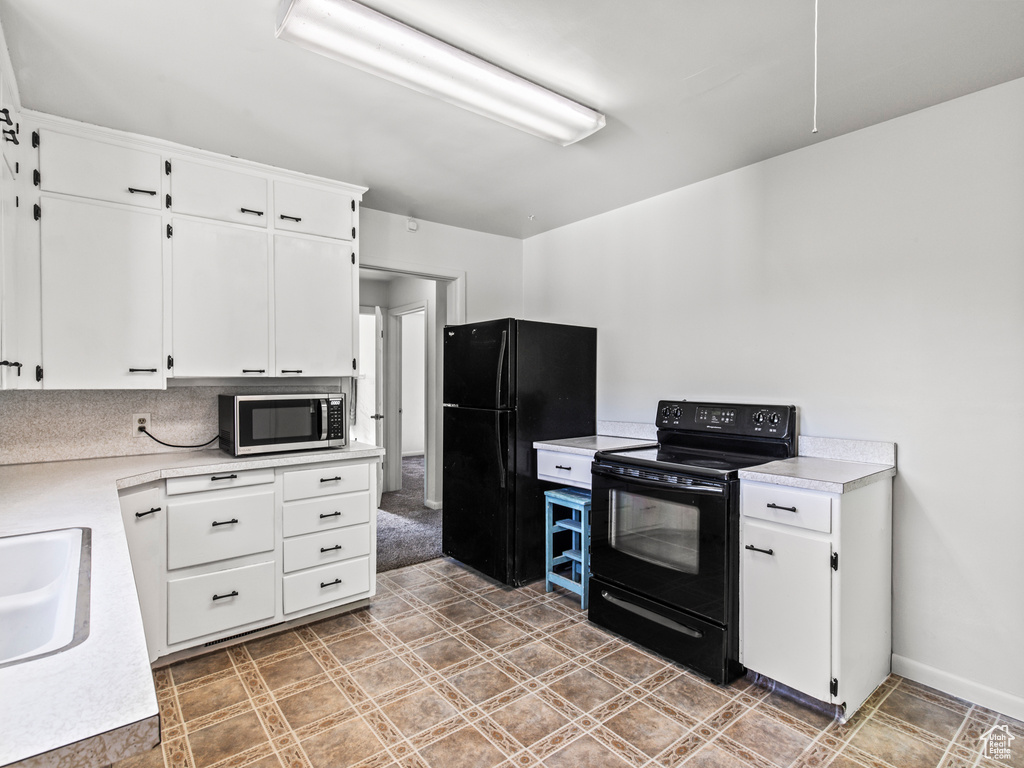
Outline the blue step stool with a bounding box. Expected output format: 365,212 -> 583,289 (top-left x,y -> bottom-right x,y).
544,487 -> 592,608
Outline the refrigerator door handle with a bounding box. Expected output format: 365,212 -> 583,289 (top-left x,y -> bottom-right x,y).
495,330 -> 507,409
496,412 -> 507,489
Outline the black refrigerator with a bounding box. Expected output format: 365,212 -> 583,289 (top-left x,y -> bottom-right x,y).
442,318 -> 597,587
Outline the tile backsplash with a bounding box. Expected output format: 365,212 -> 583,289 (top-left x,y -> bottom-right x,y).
0,384 -> 347,466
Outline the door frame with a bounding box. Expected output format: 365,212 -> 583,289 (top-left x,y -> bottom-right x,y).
386,301 -> 427,495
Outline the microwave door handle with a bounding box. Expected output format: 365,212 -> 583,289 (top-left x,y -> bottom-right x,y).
319,399 -> 328,441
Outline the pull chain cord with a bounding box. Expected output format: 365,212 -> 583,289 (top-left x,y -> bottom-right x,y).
813,0 -> 819,134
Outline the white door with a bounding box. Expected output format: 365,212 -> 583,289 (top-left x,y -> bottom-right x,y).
171,218 -> 269,377
353,307 -> 385,505
40,196 -> 164,388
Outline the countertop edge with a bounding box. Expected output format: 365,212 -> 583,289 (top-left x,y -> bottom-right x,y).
739,463 -> 896,493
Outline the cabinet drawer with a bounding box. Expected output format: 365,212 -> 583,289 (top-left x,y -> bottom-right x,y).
282,463 -> 369,501
166,488 -> 275,569
167,561 -> 275,645
283,492 -> 371,537
38,129 -> 163,210
741,483 -> 831,533
282,524 -> 371,573
282,556 -> 370,614
537,449 -> 592,490
170,158 -> 268,227
273,180 -> 355,240
166,467 -> 275,496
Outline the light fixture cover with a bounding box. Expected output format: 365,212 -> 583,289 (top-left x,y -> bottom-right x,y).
276,0 -> 606,146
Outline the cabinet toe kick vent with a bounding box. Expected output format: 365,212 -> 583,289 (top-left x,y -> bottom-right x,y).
203,621 -> 284,648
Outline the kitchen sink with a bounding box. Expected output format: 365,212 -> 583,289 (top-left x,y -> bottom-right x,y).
0,527 -> 91,667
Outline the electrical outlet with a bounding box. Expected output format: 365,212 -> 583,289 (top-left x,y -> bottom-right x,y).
133,413 -> 151,438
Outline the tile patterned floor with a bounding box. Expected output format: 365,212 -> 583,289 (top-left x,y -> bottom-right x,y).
117,558 -> 1023,768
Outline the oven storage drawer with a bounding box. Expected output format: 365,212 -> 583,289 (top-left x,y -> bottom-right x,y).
282,492 -> 371,537
282,556 -> 370,614
283,463 -> 369,501
166,487 -> 275,569
537,449 -> 592,489
166,468 -> 275,496
282,524 -> 371,573
166,561 -> 276,645
588,577 -> 732,684
741,482 -> 831,533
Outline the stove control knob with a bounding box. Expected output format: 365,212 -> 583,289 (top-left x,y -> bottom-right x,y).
768,411 -> 781,426
671,406 -> 682,418
753,410 -> 767,426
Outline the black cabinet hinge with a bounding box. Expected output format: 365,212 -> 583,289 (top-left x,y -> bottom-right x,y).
166,223 -> 173,239
33,203 -> 41,221
352,358 -> 357,370
33,169 -> 40,187
167,354 -> 174,370
350,199 -> 355,212
350,253 -> 355,265
35,365 -> 43,382
831,552 -> 839,571
165,193 -> 171,209
351,226 -> 356,239
32,130 -> 40,148
830,678 -> 839,696
165,160 -> 172,175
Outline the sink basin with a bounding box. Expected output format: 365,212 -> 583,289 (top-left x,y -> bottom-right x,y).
0,527 -> 91,667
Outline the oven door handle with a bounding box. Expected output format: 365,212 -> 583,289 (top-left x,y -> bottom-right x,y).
600,591 -> 703,638
591,466 -> 724,494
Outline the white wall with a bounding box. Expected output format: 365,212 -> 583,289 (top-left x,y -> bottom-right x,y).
523,78 -> 1024,717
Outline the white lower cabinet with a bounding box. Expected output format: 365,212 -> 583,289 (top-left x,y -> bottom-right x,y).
117,455 -> 377,662
740,478 -> 892,719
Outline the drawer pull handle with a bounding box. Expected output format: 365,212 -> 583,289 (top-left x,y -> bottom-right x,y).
211,474 -> 238,481
212,591 -> 239,601
280,214 -> 302,222
242,369 -> 266,374
128,187 -> 157,196
555,465 -> 572,471
240,207 -> 264,216
321,544 -> 342,553
319,511 -> 342,519
745,544 -> 775,556
320,476 -> 342,483
320,578 -> 343,588
281,369 -> 303,374
128,367 -> 158,373
766,503 -> 798,512
212,518 -> 239,527
135,506 -> 161,518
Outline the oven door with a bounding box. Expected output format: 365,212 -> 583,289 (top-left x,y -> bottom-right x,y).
590,462 -> 732,624
235,395 -> 328,454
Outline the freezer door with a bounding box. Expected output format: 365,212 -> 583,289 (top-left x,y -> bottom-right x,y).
443,318 -> 515,410
442,406 -> 515,583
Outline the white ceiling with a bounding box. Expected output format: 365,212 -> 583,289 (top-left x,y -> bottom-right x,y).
3,0 -> 1023,238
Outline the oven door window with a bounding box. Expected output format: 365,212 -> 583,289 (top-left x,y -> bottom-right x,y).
239,399 -> 321,447
610,490 -> 699,574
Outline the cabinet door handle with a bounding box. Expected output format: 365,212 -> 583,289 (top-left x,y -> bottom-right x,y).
766,503 -> 798,513
320,476 -> 342,483
240,207 -> 264,216
135,507 -> 161,518
555,465 -> 572,470
745,544 -> 775,556
319,511 -> 342,519
127,187 -> 157,196
279,214 -> 302,222
242,368 -> 266,374
211,474 -> 238,481
128,367 -> 158,373
320,544 -> 342,553
281,369 -> 303,374
0,108 -> 12,126
2,128 -> 18,145
320,578 -> 342,588
211,518 -> 239,527
212,591 -> 238,601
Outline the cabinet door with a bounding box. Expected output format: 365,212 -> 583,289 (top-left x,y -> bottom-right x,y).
274,235 -> 354,376
40,196 -> 164,388
38,129 -> 163,210
170,159 -> 268,227
741,519 -> 832,701
273,181 -> 354,240
119,485 -> 165,662
171,218 -> 269,377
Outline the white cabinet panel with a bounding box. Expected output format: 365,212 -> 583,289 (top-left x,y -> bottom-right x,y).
166,488 -> 275,569
170,159 -> 268,227
282,492 -> 371,537
38,129 -> 162,209
166,561 -> 276,645
282,463 -> 369,501
40,196 -> 163,388
165,467 -> 274,496
282,524 -> 370,573
282,556 -> 370,614
742,483 -> 831,533
274,235 -> 354,376
171,218 -> 269,377
273,181 -> 354,240
118,485 -> 165,662
741,519 -> 832,701
537,449 -> 592,489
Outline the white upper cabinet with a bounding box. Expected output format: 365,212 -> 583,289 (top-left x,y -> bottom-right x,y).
170,159 -> 268,227
40,196 -> 163,388
37,129 -> 162,210
171,218 -> 269,377
274,181 -> 355,241
274,235 -> 354,377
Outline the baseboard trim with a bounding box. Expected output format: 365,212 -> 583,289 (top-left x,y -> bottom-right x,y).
892,654 -> 1024,720
424,499 -> 442,510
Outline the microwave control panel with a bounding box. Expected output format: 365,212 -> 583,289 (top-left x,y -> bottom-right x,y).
327,398 -> 347,440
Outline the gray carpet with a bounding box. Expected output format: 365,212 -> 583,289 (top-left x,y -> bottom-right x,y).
376,455 -> 442,572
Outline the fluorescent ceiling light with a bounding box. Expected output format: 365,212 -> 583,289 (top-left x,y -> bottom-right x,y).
275,0 -> 606,146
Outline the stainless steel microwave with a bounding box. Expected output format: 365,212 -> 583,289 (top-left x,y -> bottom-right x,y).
218,394 -> 347,456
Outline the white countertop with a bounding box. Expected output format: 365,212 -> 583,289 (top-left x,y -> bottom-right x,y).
739,456 -> 896,494
533,435 -> 657,456
0,443 -> 383,767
